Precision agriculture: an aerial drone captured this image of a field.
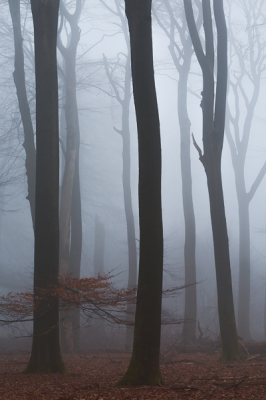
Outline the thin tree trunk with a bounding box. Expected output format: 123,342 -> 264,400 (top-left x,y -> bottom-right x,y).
153,0 -> 197,343
58,1 -> 82,353
59,39 -> 80,276
204,144 -> 242,360
237,195 -> 251,339
94,215 -> 105,276
121,57 -> 137,350
93,215 -> 105,347
69,152 -> 82,353
102,12 -> 137,348
178,45 -> 197,344
118,0 -> 164,385
8,0 -> 36,229
26,0 -> 66,373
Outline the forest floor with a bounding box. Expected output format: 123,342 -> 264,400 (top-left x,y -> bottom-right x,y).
1,351 -> 266,399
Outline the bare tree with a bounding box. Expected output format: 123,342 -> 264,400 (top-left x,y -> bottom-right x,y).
184,0 -> 244,360
226,0 -> 266,340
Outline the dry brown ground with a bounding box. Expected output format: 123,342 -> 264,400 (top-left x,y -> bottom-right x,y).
1,351 -> 266,399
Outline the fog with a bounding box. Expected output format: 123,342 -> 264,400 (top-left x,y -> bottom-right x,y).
0,0 -> 265,351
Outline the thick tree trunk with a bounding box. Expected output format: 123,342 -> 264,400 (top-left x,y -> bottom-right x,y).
8,0 -> 36,229
26,0 -> 67,373
118,0 -> 163,386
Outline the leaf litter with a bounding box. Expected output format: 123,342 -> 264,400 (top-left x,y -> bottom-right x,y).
1,351 -> 266,399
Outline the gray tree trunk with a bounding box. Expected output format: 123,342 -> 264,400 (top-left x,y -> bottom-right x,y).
26,0 -> 67,373
118,0 -> 164,385
8,0 -> 36,229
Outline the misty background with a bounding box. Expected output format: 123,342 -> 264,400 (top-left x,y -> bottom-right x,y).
0,0 -> 265,346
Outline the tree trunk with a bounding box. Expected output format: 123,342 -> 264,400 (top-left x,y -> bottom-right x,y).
118,0 -> 164,386
237,194 -> 251,340
8,0 -> 36,229
93,215 -> 105,347
184,0 -> 244,360
102,12 -> 137,348
178,42 -> 197,344
58,1 -> 82,353
203,142 -> 243,360
121,56 -> 137,350
69,152 -> 82,353
154,0 -> 197,344
94,215 -> 105,276
59,37 -> 80,277
26,0 -> 67,373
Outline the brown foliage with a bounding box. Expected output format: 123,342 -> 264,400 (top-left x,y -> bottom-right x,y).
0,275 -> 185,327
0,275 -> 137,326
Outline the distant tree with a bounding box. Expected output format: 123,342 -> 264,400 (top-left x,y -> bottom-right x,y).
226,0 -> 266,340
57,0 -> 83,282
153,0 -> 199,343
25,0 -> 67,373
57,0 -> 84,353
118,0 -> 164,385
94,215 -> 105,277
184,0 -> 244,360
93,215 -> 106,345
8,0 -> 36,228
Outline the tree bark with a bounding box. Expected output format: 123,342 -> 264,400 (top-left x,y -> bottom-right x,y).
26,0 -> 67,373
118,0 -> 164,385
8,0 -> 36,229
